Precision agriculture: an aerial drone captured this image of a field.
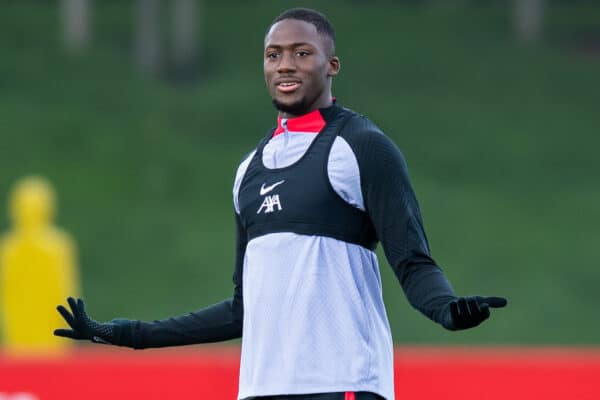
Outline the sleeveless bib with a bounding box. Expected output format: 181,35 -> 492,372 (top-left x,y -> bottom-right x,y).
237,108 -> 377,250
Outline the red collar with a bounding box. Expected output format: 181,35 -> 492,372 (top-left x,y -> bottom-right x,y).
273,109 -> 326,137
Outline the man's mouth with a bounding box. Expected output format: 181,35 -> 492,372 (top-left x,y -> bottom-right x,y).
276,82 -> 301,93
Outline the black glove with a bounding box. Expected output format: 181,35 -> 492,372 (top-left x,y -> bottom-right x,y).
442,296 -> 507,331
54,297 -> 123,344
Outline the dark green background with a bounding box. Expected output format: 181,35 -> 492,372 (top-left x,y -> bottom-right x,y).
1,1 -> 598,344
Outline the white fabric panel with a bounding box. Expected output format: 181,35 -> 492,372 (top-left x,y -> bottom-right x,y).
233,150 -> 256,214
327,137 -> 365,210
262,130 -> 318,169
238,232 -> 394,400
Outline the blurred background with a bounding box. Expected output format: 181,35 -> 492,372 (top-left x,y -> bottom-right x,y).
1,0 -> 599,352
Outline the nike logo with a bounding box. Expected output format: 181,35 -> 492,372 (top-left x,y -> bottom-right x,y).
260,180 -> 285,196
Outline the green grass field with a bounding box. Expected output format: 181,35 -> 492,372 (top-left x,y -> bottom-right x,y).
1,1 -> 599,344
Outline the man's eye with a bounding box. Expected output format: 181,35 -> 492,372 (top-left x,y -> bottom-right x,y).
296,51 -> 310,57
266,53 -> 279,59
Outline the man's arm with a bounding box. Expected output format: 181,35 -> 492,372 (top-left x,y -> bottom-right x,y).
342,115 -> 506,330
55,213 -> 246,348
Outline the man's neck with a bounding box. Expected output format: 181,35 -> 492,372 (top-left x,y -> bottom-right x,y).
278,97 -> 334,119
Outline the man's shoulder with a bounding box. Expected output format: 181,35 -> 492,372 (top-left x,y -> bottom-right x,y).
335,107 -> 407,172
337,107 -> 390,148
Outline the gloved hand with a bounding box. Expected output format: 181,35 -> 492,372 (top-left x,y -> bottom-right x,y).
442,296 -> 507,331
54,297 -> 118,344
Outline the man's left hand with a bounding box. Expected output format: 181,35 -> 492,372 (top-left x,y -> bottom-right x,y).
442,296 -> 507,330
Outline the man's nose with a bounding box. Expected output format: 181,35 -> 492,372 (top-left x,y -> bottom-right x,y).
277,52 -> 296,73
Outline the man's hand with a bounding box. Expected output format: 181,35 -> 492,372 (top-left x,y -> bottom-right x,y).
442,296 -> 507,331
54,297 -> 116,344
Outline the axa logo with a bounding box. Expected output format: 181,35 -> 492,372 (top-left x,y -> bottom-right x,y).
257,194 -> 282,214
257,180 -> 285,214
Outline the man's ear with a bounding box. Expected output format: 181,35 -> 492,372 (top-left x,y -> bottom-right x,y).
328,56 -> 340,77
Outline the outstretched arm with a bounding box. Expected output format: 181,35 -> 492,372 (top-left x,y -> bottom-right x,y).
343,116 -> 506,330
55,213 -> 246,348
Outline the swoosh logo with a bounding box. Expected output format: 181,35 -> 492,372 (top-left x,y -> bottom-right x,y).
260,180 -> 285,196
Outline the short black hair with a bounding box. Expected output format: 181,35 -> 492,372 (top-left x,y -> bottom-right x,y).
268,8 -> 336,47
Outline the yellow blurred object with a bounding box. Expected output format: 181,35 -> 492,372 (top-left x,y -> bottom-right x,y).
0,176 -> 80,355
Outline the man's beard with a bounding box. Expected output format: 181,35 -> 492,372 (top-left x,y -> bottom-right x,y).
272,97 -> 311,116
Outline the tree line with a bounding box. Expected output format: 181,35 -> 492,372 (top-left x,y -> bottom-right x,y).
60,0 -> 546,80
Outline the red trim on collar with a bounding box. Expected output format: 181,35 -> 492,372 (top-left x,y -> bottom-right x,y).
273,109 -> 326,137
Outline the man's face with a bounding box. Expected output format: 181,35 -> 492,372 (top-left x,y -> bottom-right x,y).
264,19 -> 339,117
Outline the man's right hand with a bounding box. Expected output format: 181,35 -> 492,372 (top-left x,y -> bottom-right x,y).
54,297 -> 116,344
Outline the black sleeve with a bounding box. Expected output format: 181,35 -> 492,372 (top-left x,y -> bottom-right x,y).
341,115 -> 456,326
113,213 -> 246,349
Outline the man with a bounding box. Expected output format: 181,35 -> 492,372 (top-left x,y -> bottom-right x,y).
55,8 -> 507,400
